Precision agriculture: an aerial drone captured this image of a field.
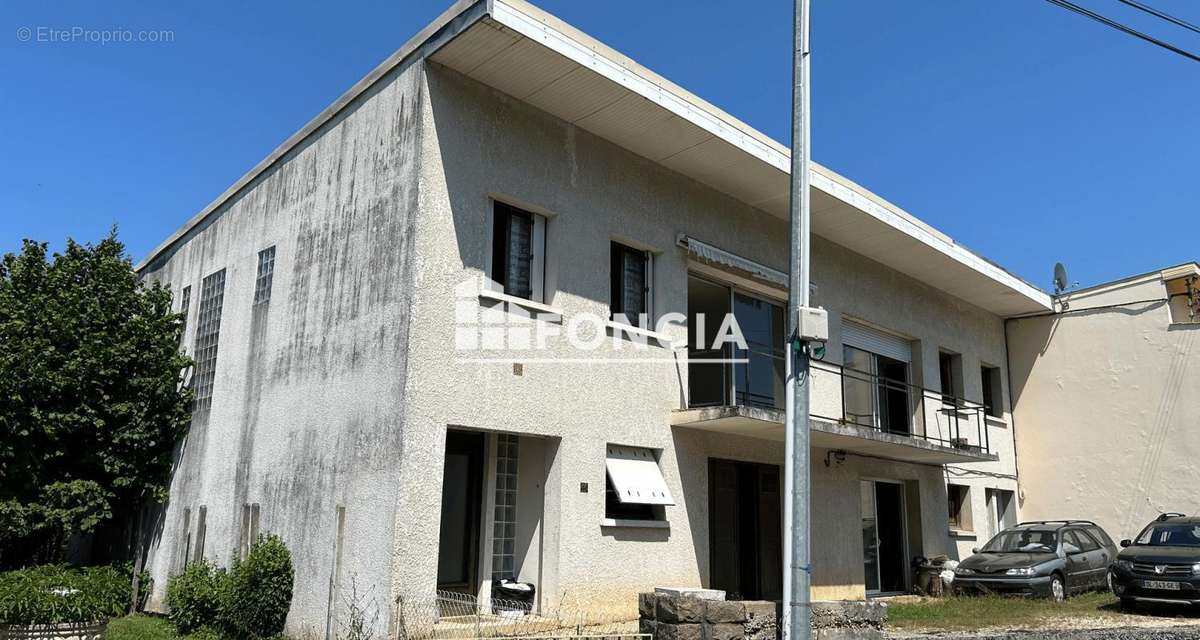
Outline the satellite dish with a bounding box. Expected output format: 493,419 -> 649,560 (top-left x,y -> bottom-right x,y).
1053,263 -> 1069,295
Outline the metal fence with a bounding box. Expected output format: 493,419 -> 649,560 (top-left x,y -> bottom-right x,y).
394,590 -> 646,640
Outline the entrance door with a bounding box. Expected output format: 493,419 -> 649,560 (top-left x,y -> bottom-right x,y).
437,431 -> 485,596
709,459 -> 782,600
861,480 -> 908,594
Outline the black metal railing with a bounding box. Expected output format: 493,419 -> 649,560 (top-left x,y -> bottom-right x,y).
685,351 -> 991,456
809,359 -> 990,455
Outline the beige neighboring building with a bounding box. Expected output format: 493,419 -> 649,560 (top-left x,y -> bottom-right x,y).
1008,263 -> 1200,543
132,0 -> 1054,636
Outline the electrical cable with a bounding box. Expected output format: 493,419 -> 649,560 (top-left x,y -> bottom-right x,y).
1116,0 -> 1200,35
1044,0 -> 1200,63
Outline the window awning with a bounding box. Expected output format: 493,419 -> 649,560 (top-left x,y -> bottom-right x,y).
605,445 -> 674,506
677,234 -> 787,288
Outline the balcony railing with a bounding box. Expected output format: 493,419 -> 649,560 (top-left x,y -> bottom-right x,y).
686,353 -> 991,455
809,359 -> 990,455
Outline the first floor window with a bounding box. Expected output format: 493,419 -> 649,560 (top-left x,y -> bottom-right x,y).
610,242 -> 650,325
491,202 -> 545,301
981,365 -> 1003,418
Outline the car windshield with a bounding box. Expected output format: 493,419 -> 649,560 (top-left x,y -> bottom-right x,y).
1135,524 -> 1200,547
981,529 -> 1057,553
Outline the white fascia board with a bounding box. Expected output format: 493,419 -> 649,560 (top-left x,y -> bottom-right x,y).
491,0 -> 789,173
491,0 -> 1050,314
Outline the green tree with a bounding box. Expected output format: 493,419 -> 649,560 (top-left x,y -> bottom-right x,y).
0,231 -> 192,566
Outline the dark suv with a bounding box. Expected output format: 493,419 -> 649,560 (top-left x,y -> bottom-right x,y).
954,520 -> 1118,601
1110,513 -> 1200,609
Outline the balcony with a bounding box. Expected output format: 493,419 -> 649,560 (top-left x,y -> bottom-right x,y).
673,351 -> 997,465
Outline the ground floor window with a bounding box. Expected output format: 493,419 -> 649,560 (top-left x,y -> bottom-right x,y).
604,444 -> 673,522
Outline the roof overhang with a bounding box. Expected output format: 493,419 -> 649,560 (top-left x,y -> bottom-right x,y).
672,405 -> 996,465
137,0 -> 1054,317
428,0 -> 1051,317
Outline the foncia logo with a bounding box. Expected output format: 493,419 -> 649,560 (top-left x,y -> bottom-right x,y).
453,276 -> 748,364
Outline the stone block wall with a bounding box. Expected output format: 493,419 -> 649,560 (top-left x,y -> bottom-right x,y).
638,593 -> 887,640
638,593 -> 778,640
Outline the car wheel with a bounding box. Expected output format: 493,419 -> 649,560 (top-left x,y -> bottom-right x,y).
1049,574 -> 1066,602
1119,597 -> 1135,612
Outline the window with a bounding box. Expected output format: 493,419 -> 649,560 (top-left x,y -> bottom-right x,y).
178,285 -> 192,347
610,242 -> 650,326
1065,529 -> 1100,553
947,484 -> 971,531
939,351 -> 962,404
239,503 -> 261,560
604,444 -> 673,522
192,269 -> 227,414
980,365 -> 1003,418
492,434 -> 518,579
193,505 -> 207,563
253,246 -> 276,305
490,202 -> 545,301
985,488 -> 1015,536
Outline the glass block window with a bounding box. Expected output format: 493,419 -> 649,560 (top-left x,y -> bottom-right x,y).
178,285 -> 192,346
491,434 -> 519,579
253,246 -> 275,305
192,269 -> 226,414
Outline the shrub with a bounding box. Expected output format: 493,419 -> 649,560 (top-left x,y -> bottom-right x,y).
0,564 -> 130,625
165,560 -> 225,634
218,534 -> 294,639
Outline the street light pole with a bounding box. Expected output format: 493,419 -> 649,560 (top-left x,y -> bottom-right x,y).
783,0 -> 812,639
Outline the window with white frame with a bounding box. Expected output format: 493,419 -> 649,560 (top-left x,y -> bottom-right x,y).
490,202 -> 546,301
604,444 -> 673,523
610,242 -> 651,327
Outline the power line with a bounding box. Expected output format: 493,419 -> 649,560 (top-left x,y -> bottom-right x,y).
1044,0 -> 1200,63
1116,0 -> 1200,35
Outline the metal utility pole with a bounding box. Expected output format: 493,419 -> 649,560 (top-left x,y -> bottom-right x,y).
783,0 -> 813,639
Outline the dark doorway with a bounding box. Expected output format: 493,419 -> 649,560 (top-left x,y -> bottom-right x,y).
437,430 -> 485,595
709,459 -> 782,601
877,356 -> 911,436
862,481 -> 908,594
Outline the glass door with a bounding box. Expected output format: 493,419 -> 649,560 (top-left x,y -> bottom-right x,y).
860,480 -> 880,593
861,480 -> 909,595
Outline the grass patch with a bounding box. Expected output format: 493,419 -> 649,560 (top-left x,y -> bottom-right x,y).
887,592 -> 1122,632
104,615 -> 220,640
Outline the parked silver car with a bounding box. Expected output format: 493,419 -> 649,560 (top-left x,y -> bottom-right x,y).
953,520 -> 1119,601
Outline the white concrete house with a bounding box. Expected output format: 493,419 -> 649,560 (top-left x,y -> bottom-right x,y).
1008,263 -> 1200,544
135,0 -> 1054,635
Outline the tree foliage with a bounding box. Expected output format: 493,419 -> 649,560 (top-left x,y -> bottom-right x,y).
0,232 -> 192,565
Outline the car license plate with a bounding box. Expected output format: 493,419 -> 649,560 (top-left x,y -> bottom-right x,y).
1142,580 -> 1181,590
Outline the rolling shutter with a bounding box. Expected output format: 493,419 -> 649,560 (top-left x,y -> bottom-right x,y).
842,320 -> 911,363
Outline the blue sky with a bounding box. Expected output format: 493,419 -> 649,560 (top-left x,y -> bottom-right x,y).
2,1 -> 1197,289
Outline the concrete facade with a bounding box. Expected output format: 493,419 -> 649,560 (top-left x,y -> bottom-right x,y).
1008,265 -> 1200,543
135,2 -> 1046,636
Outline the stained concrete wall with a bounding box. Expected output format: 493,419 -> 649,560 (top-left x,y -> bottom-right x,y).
138,58 -> 425,637
1009,274 -> 1200,542
394,62 -> 1021,615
